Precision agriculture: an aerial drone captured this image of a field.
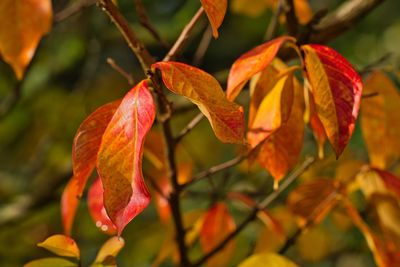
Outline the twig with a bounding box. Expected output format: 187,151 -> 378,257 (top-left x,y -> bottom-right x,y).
0,81 -> 22,120
265,0 -> 285,41
362,92 -> 379,99
133,0 -> 168,48
97,0 -> 154,71
55,0 -> 97,22
191,157 -> 315,267
283,0 -> 298,36
106,57 -> 135,85
193,26 -> 213,66
181,154 -> 246,189
175,113 -> 205,144
163,7 -> 205,62
359,52 -> 392,76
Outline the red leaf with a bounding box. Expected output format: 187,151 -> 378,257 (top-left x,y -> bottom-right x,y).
153,61 -> 244,144
226,36 -> 295,101
0,0 -> 52,79
88,177 -> 117,235
200,0 -> 227,38
61,100 -> 120,235
302,44 -> 363,157
200,202 -> 236,267
373,168 -> 400,200
97,80 -> 155,235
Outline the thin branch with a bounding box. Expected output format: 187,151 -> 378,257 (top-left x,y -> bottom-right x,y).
55,0 -> 97,22
175,113 -> 204,144
163,7 -> 205,62
133,0 -> 168,48
192,157 -> 315,267
283,0 -> 298,36
193,26 -> 213,66
265,0 -> 285,41
359,52 -> 392,76
106,57 -> 135,85
97,0 -> 154,71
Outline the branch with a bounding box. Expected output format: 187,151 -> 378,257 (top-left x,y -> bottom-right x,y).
309,0 -> 386,43
163,7 -> 205,62
283,0 -> 298,36
133,0 -> 168,48
193,26 -> 213,66
106,57 -> 135,85
191,157 -> 315,267
265,0 -> 285,41
55,0 -> 97,22
175,113 -> 205,144
97,0 -> 154,71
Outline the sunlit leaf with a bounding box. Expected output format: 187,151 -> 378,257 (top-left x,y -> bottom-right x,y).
302,44 -> 363,157
254,76 -> 304,182
37,235 -> 80,259
88,177 -> 117,235
227,36 -> 295,100
24,258 -> 78,267
153,62 -> 244,144
361,71 -> 400,169
287,179 -> 339,225
238,253 -> 298,267
97,80 -> 155,234
61,100 -> 120,235
94,237 -> 125,264
0,0 -> 52,79
248,69 -> 295,148
200,0 -> 227,38
200,203 -> 236,267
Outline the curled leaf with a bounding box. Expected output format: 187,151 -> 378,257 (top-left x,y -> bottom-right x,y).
302,44 -> 363,157
61,100 -> 120,235
97,80 -> 155,235
153,62 -> 244,144
200,203 -> 236,267
200,0 -> 227,38
88,177 -> 117,235
37,235 -> 80,259
94,237 -> 125,264
0,0 -> 52,79
227,36 -> 295,100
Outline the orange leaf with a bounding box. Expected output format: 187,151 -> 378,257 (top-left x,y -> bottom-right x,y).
302,44 -> 363,157
373,168 -> 400,200
254,77 -> 304,182
37,235 -> 80,259
247,69 -> 295,148
226,36 -> 295,101
97,80 -> 155,235
287,179 -> 339,225
200,202 -> 236,267
200,0 -> 227,38
361,71 -> 400,169
0,0 -> 52,79
88,177 -> 117,235
61,100 -> 120,235
153,62 -> 244,144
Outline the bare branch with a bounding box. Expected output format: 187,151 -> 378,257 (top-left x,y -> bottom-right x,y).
163,7 -> 205,62
175,113 -> 205,144
265,0 -> 285,41
193,26 -> 213,66
55,0 -> 97,22
283,0 -> 298,36
106,57 -> 135,85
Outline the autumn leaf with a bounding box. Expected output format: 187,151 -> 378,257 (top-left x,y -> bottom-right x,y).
287,179 -> 339,226
37,235 -> 80,259
238,253 -> 298,267
373,168 -> 400,199
361,71 -> 400,169
302,44 -> 363,157
61,100 -> 120,235
200,0 -> 227,38
0,0 -> 52,79
254,74 -> 304,182
247,69 -> 295,148
153,61 -> 244,144
200,203 -> 236,267
93,237 -> 125,265
24,258 -> 78,267
227,36 -> 295,101
88,177 -> 117,235
97,80 -> 155,235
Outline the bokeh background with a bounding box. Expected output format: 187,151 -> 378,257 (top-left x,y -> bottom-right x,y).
1,0 -> 400,266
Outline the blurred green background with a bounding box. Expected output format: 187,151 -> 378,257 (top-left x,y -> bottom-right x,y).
1,0 -> 400,266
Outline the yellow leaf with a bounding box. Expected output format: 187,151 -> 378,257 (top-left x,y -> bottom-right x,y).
94,237 -> 125,264
238,253 -> 298,267
37,235 -> 80,259
24,258 -> 77,267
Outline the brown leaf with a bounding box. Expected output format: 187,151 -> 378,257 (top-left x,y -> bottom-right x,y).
0,0 -> 52,79
153,62 -> 244,144
97,80 -> 155,235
